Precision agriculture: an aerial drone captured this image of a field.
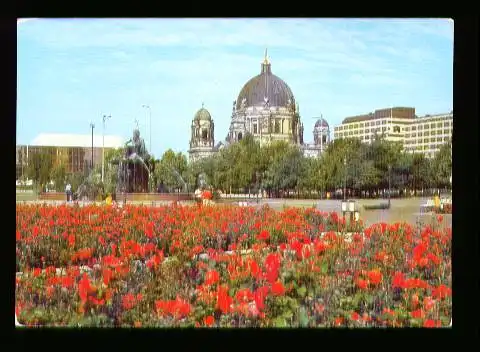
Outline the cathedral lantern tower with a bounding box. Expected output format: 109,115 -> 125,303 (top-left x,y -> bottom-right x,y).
188,104 -> 216,163
313,116 -> 330,153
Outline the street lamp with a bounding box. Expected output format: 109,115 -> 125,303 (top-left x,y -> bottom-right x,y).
90,122 -> 95,171
142,105 -> 152,153
388,164 -> 392,206
343,156 -> 347,201
102,114 -> 111,183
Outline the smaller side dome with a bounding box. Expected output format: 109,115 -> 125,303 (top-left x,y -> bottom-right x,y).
314,118 -> 329,128
194,105 -> 212,121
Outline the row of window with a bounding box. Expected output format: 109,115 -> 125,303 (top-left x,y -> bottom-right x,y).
335,120 -> 387,131
252,120 -> 292,134
404,137 -> 450,144
405,129 -> 452,138
335,119 -> 452,132
405,120 -> 452,131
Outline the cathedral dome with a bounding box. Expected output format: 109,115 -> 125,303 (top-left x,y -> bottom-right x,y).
194,106 -> 212,121
236,51 -> 294,110
314,117 -> 329,128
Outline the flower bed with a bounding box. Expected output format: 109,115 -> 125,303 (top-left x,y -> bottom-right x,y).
16,203 -> 451,328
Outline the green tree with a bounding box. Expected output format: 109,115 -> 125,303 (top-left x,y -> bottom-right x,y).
155,150 -> 189,192
26,148 -> 55,192
51,162 -> 67,192
432,142 -> 452,188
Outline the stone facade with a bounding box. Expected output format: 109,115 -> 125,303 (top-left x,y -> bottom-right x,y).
187,51 -> 333,162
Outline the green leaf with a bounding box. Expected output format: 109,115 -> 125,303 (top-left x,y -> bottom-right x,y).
296,286 -> 307,298
274,317 -> 288,327
321,263 -> 328,274
298,307 -> 309,327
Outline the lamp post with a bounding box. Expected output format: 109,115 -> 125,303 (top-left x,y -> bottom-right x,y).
90,122 -> 95,171
343,156 -> 347,201
102,114 -> 111,183
142,105 -> 151,153
256,171 -> 260,204
388,164 -> 392,207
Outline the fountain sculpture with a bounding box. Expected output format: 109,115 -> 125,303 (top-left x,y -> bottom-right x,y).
113,128 -> 154,193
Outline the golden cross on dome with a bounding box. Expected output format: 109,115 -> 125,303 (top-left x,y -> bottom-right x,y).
263,48 -> 269,65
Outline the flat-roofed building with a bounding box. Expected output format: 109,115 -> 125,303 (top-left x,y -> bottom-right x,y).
333,107 -> 415,145
403,112 -> 453,158
333,108 -> 452,158
16,133 -> 124,180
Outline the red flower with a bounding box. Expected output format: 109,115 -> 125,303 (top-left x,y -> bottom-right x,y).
356,278 -> 368,290
334,317 -> 343,326
33,268 -> 42,277
102,268 -> 113,286
204,315 -> 215,326
423,296 -> 435,311
432,284 -> 451,299
205,270 -> 220,286
367,269 -> 383,286
410,309 -> 424,319
423,319 -> 437,328
351,312 -> 360,321
122,293 -> 136,310
256,230 -> 270,241
271,281 -> 285,296
67,234 -> 75,248
254,286 -> 269,311
216,286 -> 233,314
236,288 -> 254,303
392,271 -> 405,288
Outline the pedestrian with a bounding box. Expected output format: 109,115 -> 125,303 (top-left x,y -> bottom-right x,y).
65,183 -> 72,202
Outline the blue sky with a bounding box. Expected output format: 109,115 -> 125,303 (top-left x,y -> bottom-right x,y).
17,18 -> 453,157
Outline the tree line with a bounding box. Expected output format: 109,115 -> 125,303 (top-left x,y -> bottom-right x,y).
23,133 -> 451,199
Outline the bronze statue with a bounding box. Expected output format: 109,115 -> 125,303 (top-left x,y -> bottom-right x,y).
114,128 -> 153,193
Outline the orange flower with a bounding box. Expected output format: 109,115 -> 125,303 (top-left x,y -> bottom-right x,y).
134,321 -> 142,328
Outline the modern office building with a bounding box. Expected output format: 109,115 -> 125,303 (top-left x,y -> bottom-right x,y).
333,108 -> 452,158
402,112 -> 453,158
16,133 -> 124,180
333,107 -> 416,144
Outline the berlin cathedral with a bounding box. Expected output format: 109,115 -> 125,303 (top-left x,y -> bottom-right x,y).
188,50 -> 330,163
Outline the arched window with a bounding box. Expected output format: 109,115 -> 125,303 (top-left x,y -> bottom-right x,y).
393,126 -> 400,133
238,132 -> 243,141
274,120 -> 280,133
202,129 -> 208,140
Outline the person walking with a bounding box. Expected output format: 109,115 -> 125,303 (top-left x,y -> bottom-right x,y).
65,183 -> 72,202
